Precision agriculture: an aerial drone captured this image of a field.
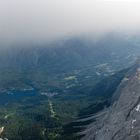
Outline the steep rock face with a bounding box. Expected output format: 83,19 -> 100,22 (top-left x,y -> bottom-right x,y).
81,60 -> 140,140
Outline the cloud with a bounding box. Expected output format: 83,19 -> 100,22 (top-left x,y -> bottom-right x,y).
0,0 -> 140,44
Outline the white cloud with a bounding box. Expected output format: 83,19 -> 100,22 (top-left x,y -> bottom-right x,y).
0,0 -> 140,44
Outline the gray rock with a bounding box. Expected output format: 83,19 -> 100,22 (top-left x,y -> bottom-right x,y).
81,60 -> 140,140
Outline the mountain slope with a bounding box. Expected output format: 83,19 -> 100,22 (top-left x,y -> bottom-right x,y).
0,35 -> 139,74
80,60 -> 140,140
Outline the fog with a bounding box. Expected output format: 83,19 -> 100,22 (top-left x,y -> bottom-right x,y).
0,0 -> 140,44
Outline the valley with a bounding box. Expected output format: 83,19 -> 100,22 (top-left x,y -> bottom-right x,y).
0,37 -> 139,139
0,63 -> 131,140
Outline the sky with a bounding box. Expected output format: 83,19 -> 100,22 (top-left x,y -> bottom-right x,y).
0,0 -> 140,44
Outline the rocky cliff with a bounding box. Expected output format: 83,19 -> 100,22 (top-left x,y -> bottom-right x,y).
81,60 -> 140,140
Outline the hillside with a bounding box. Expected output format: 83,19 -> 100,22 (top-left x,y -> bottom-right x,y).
80,59 -> 140,140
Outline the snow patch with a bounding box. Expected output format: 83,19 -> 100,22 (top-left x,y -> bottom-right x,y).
135,104 -> 140,112
132,119 -> 136,124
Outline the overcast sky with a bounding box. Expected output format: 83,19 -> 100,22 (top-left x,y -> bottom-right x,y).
0,0 -> 140,44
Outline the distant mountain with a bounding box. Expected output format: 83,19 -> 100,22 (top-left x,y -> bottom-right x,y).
80,59 -> 140,140
0,35 -> 140,74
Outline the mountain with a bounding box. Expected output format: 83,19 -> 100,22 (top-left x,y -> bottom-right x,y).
0,35 -> 140,140
1,35 -> 139,93
80,59 -> 140,140
0,35 -> 139,74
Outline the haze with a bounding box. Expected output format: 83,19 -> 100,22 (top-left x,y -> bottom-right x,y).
0,0 -> 140,44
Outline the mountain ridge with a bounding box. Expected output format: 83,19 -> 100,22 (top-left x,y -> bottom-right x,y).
80,59 -> 140,140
